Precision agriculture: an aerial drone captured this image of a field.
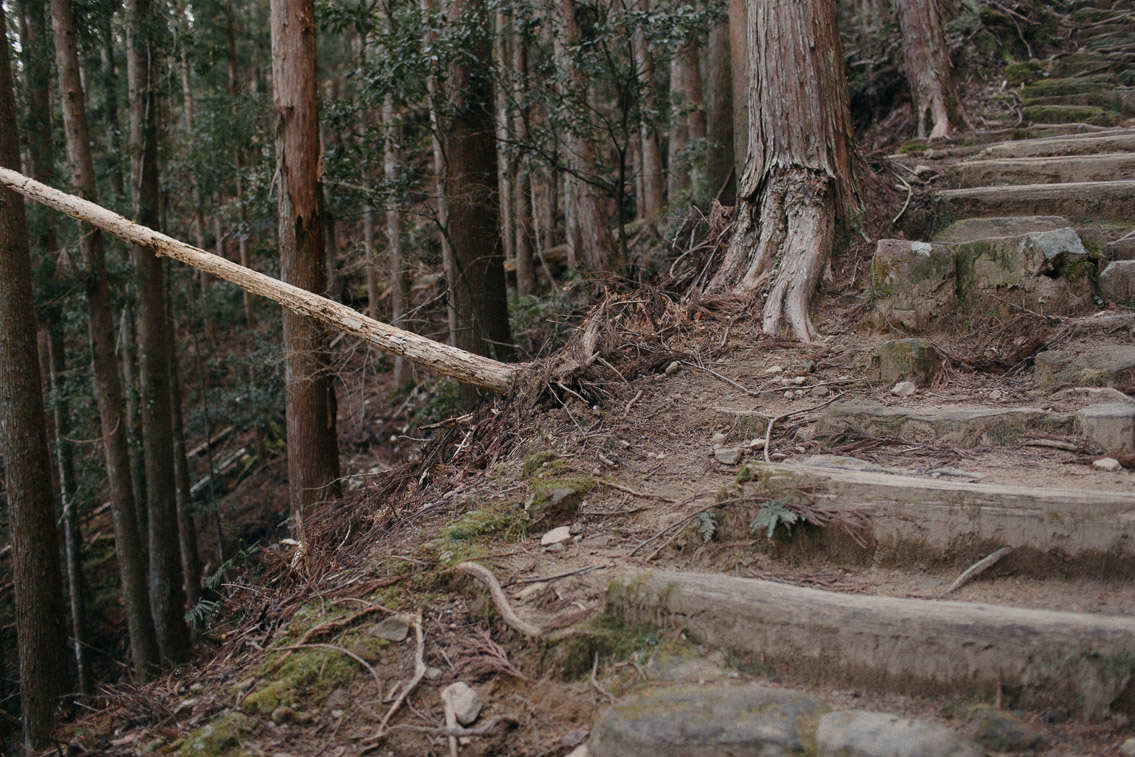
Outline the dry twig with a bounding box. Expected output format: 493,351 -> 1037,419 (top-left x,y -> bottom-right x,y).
943,546 -> 1014,595
364,610 -> 427,746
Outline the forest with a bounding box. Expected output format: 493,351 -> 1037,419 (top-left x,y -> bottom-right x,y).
2,0 -> 1134,751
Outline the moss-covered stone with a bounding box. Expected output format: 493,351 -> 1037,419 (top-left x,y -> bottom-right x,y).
527,471 -> 595,527
1023,104 -> 1111,124
242,645 -> 360,716
869,339 -> 944,385
177,712 -> 250,757
1003,60 -> 1043,84
1020,76 -> 1112,98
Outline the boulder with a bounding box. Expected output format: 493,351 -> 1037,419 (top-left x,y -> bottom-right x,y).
870,240 -> 956,332
1076,402 -> 1135,453
816,711 -> 983,757
1034,347 -> 1135,387
870,339 -> 944,384
1100,260 -> 1135,306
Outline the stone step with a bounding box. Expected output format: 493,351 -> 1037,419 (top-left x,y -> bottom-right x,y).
952,152 -> 1135,186
1035,345 -> 1135,388
936,179 -> 1135,223
1026,88 -> 1135,115
975,128 -> 1135,158
1051,51 -> 1135,77
1022,103 -> 1116,125
1019,75 -> 1116,98
726,461 -> 1135,577
607,571 -> 1135,721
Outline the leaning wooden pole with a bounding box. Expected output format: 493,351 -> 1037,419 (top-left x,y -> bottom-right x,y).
0,167 -> 518,393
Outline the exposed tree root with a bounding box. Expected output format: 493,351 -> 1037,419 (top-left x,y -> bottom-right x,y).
455,562 -> 543,638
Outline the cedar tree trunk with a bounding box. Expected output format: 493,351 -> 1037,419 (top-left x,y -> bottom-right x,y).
632,0 -> 665,217
709,0 -> 860,341
706,15 -> 735,204
0,15 -> 70,745
270,0 -> 342,532
50,0 -> 160,678
895,0 -> 967,140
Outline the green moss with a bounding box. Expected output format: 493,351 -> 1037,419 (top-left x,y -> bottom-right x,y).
177,712 -> 249,757
545,612 -> 671,680
521,450 -> 560,477
1020,77 -> 1111,98
1003,61 -> 1042,84
1022,104 -> 1110,124
734,465 -> 753,485
1061,258 -> 1097,282
442,503 -> 528,542
898,141 -> 931,154
528,473 -> 594,501
243,645 -> 360,715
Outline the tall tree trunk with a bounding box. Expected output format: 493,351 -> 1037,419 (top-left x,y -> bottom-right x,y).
706,16 -> 735,204
631,0 -> 665,218
17,0 -> 92,694
728,0 -> 748,184
709,0 -> 860,341
119,309 -> 147,545
270,0 -> 342,534
420,0 -> 459,345
895,0 -> 967,140
0,17 -> 70,745
384,96 -> 411,388
169,324 -> 202,611
552,0 -> 621,280
50,0 -> 160,679
669,31 -> 706,202
127,0 -> 192,665
224,10 -> 255,328
444,0 -> 515,406
512,33 -> 535,296
493,13 -> 515,275
99,22 -> 126,199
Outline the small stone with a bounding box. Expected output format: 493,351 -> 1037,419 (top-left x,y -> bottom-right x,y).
331,709 -> 344,718
784,390 -> 795,399
569,522 -> 583,535
891,381 -> 917,398
541,526 -> 572,546
791,376 -> 807,385
965,705 -> 1045,752
989,389 -> 1004,401
325,688 -> 350,710
794,446 -> 806,454
714,447 -> 743,465
709,432 -> 727,447
371,614 -> 413,642
546,542 -> 565,553
759,389 -> 781,399
1093,457 -> 1122,472
766,365 -> 783,374
913,163 -> 933,176
441,682 -> 482,726
801,359 -> 816,373
665,361 -> 681,375
794,389 -> 805,398
770,452 -> 788,461
425,666 -> 443,680
811,385 -> 829,397
749,438 -> 766,449
816,711 -> 983,757
1120,737 -> 1135,756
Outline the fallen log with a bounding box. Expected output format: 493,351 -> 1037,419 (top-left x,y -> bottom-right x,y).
0,167 -> 519,393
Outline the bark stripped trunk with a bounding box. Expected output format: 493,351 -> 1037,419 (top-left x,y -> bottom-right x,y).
445,0 -> 515,405
50,0 -> 160,678
552,0 -> 621,280
18,0 -> 92,695
128,0 -> 192,666
631,0 -> 665,218
895,0 -> 967,140
0,16 -> 70,745
271,0 -> 342,534
706,15 -> 735,204
709,0 -> 859,341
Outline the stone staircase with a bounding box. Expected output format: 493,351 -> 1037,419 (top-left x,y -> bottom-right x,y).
574,8 -> 1135,756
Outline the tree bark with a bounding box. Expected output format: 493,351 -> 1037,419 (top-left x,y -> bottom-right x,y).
0,166 -> 522,393
895,0 -> 967,140
551,0 -> 622,280
383,96 -> 411,389
0,16 -> 70,745
511,34 -> 536,295
127,0 -> 192,665
728,0 -> 748,184
631,0 -> 665,218
169,329 -> 202,611
493,13 -> 515,275
16,0 -> 92,695
50,0 -> 160,679
709,0 -> 860,341
270,0 -> 342,533
444,0 -> 515,405
706,15 -> 735,204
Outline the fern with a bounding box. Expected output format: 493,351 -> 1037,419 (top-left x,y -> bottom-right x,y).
694,510 -> 718,543
185,598 -> 220,630
749,497 -> 800,540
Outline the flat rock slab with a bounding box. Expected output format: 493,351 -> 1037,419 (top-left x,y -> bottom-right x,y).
933,215 -> 1071,243
748,462 -> 1135,577
816,711 -> 983,757
817,398 -> 1073,446
1035,346 -> 1135,387
607,571 -> 1135,721
1022,103 -> 1112,125
1076,402 -> 1135,453
977,129 -> 1135,159
588,684 -> 830,757
936,180 -> 1135,223
952,152 -> 1135,187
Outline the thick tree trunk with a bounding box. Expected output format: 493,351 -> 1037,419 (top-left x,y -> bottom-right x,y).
50,0 -> 160,679
511,35 -> 536,295
0,18 -> 70,746
17,0 -> 92,695
494,13 -> 515,274
709,0 -> 860,341
895,0 -> 967,140
127,0 -> 192,665
271,0 -> 342,533
728,0 -> 748,184
444,0 -> 515,405
552,0 -> 621,280
706,16 -> 735,204
631,0 -> 665,217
